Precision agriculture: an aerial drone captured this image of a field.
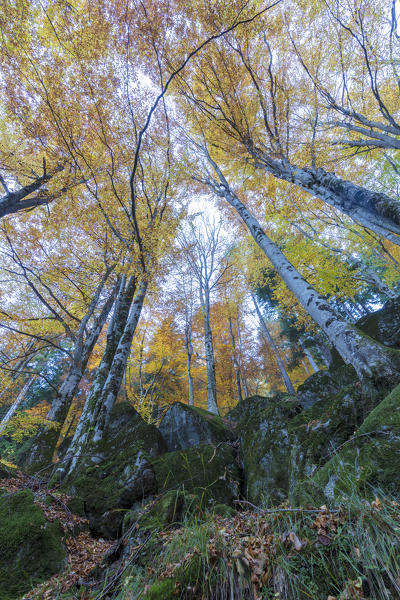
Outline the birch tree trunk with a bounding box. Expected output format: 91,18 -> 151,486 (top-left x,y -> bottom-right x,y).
251,293 -> 296,395
201,287 -> 219,415
236,316 -> 249,398
299,339 -> 319,372
206,166 -> 400,382
62,278 -> 148,479
252,154 -> 400,246
22,282 -> 117,473
185,323 -> 194,406
0,376 -> 36,436
228,316 -> 243,403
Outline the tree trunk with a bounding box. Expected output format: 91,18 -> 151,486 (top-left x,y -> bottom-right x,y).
185,328 -> 194,406
251,293 -> 296,395
62,277 -> 147,479
208,172 -> 400,382
228,316 -> 243,403
200,287 -> 219,415
236,316 -> 249,398
253,154 -> 400,245
299,339 -> 319,372
0,376 -> 36,436
22,282 -> 117,473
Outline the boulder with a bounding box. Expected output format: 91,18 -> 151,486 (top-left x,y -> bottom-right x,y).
357,297 -> 400,349
151,442 -> 241,507
159,402 -> 234,452
0,460 -> 18,480
0,489 -> 66,600
228,395 -> 301,505
296,370 -> 341,410
64,402 -> 167,538
302,383 -> 400,504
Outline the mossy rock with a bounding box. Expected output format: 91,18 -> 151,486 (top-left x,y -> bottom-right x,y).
151,443 -> 241,508
0,460 -> 18,479
288,383 -> 364,502
296,370 -> 341,410
228,396 -> 300,506
0,489 -> 66,599
300,383 -> 400,504
63,403 -> 167,538
159,402 -> 234,452
357,297 -> 400,349
123,490 -> 202,537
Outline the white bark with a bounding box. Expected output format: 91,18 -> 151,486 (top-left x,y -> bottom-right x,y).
62,278 -> 148,479
185,322 -> 194,406
252,154 -> 400,245
252,293 -> 296,395
205,164 -> 399,380
0,376 -> 35,436
201,286 -> 219,415
299,338 -> 319,372
228,316 -> 243,403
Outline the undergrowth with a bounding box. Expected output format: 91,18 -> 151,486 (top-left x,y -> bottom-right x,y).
114,491 -> 400,600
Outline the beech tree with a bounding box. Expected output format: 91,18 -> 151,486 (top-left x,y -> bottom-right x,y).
196,148 -> 400,383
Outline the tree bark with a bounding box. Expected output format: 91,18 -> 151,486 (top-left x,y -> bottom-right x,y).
62,277 -> 147,479
299,338 -> 319,372
205,165 -> 400,382
0,376 -> 36,436
251,293 -> 296,395
200,286 -> 219,415
252,154 -> 400,245
228,316 -> 243,403
185,322 -> 194,406
22,279 -> 117,473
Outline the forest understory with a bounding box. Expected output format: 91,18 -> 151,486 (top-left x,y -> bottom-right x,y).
1,0 -> 400,598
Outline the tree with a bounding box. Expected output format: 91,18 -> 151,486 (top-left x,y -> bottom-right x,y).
197,150 -> 400,383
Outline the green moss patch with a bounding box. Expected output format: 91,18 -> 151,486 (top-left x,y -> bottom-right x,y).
151,443 -> 241,508
0,489 -> 66,600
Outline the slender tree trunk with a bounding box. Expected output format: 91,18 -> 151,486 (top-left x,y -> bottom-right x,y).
200,288 -> 219,415
251,293 -> 296,395
252,154 -> 400,245
185,324 -> 194,406
207,170 -> 400,382
228,316 -> 243,403
22,282 -> 117,473
301,359 -> 310,375
0,376 -> 36,436
300,339 -> 319,372
236,316 -> 249,397
62,277 -> 147,479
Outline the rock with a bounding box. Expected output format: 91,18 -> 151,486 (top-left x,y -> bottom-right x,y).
303,383 -> 400,504
151,442 -> 241,507
0,460 -> 18,480
228,395 -> 301,506
357,297 -> 400,349
64,402 -> 167,538
159,402 -> 234,452
296,371 -> 341,410
0,489 -> 66,599
289,383 -> 363,502
123,490 -> 201,537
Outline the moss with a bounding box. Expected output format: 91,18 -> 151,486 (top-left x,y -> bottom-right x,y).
143,578 -> 176,599
0,489 -> 66,599
230,396 -> 300,506
304,384 -> 400,503
151,443 -> 241,507
0,459 -> 18,479
159,402 -> 234,452
62,403 -> 166,537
